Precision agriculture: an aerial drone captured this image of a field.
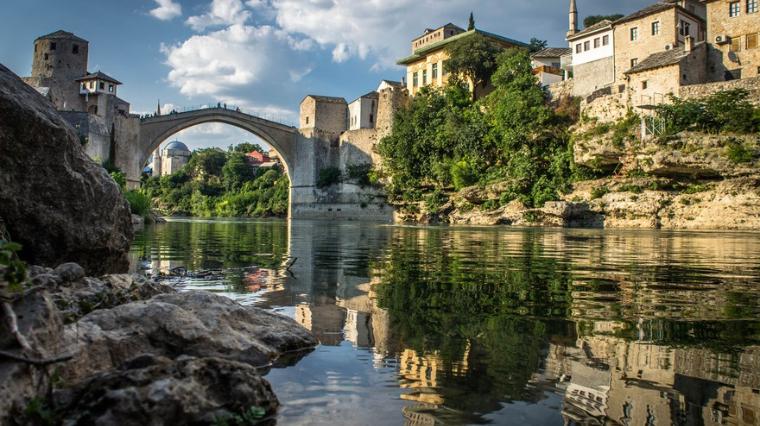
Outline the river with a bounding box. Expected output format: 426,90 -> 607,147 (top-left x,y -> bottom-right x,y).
130,218 -> 760,425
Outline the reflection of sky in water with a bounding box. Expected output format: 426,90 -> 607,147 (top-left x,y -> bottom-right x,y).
131,219 -> 760,426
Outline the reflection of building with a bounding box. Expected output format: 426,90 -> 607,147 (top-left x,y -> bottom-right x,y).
152,140 -> 191,176
295,296 -> 346,346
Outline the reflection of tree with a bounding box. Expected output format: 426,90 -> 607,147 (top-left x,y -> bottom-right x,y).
132,220 -> 289,293
374,232 -> 575,417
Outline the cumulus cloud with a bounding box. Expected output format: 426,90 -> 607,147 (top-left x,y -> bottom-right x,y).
149,0 -> 182,21
186,0 -> 252,31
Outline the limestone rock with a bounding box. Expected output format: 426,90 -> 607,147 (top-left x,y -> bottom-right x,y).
573,133 -> 625,170
0,64 -> 133,275
637,133 -> 759,179
52,355 -> 279,426
0,290 -> 65,421
61,291 -> 317,382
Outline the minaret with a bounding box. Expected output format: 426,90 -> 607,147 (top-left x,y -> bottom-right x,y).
567,0 -> 578,38
156,99 -> 162,116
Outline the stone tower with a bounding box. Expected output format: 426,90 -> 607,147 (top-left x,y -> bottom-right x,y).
567,0 -> 578,38
28,30 -> 89,111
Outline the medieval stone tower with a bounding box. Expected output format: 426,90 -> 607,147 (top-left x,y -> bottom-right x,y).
26,30 -> 89,111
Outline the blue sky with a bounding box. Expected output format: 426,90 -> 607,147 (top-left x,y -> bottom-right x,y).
0,0 -> 651,151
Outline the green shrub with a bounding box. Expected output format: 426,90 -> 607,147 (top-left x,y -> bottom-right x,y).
110,170 -> 126,191
346,163 -> 374,187
450,159 -> 479,190
655,89 -> 759,135
726,140 -> 755,164
424,190 -> 448,214
124,191 -> 151,218
591,186 -> 610,200
317,167 -> 342,188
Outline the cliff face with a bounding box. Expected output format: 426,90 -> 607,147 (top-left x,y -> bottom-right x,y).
0,64 -> 133,274
398,131 -> 760,231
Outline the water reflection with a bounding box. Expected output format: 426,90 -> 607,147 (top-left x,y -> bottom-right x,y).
131,221 -> 760,425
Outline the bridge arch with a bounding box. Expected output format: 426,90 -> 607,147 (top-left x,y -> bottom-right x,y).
135,108 -> 299,182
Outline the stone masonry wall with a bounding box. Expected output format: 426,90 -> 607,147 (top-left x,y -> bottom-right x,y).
705,0 -> 760,81
572,57 -> 615,97
680,76 -> 760,104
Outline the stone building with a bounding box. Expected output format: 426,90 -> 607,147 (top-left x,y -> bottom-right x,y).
566,18 -> 616,97
22,30 -> 139,175
397,23 -> 527,97
152,140 -> 191,177
299,95 -> 348,136
348,91 -> 378,131
703,0 -> 760,80
531,47 -> 572,87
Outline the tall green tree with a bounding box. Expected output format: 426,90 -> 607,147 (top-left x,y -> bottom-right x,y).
467,12 -> 475,31
583,14 -> 623,28
222,153 -> 256,191
527,38 -> 548,53
444,34 -> 501,98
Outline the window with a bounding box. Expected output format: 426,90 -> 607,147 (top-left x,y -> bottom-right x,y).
432,63 -> 438,80
80,83 -> 85,91
422,69 -> 427,85
413,72 -> 418,87
306,116 -> 309,125
44,53 -> 48,60
631,58 -> 638,68
584,40 -> 590,51
652,21 -> 660,36
642,80 -> 648,90
602,35 -> 609,46
731,36 -> 742,52
99,82 -> 104,90
442,60 -> 448,75
576,43 -> 582,53
369,113 -> 374,124
594,38 -> 600,48
680,20 -> 691,37
630,27 -> 639,41
50,42 -> 56,51
72,44 -> 79,54
730,1 -> 740,16
552,62 -> 561,68
108,84 -> 114,93
34,44 -> 37,53
748,33 -> 758,49
749,0 -> 758,13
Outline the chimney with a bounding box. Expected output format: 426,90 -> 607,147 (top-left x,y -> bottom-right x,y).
684,35 -> 693,52
567,0 -> 578,38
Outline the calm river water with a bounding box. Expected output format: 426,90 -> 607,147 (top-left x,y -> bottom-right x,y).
130,219 -> 760,426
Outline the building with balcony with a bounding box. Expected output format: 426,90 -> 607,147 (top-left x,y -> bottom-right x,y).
531,47 -> 572,86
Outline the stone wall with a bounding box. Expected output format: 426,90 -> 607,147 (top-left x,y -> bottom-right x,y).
27,36 -> 88,111
59,111 -> 111,164
572,57 -> 615,97
299,96 -> 347,134
705,0 -> 760,81
680,76 -> 760,104
581,90 -> 629,123
547,79 -> 574,101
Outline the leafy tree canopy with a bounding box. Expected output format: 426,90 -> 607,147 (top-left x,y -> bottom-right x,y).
444,34 -> 502,92
527,38 -> 548,53
583,14 -> 623,28
231,142 -> 264,154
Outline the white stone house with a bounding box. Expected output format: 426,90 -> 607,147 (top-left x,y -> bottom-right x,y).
531,47 -> 572,86
348,91 -> 379,131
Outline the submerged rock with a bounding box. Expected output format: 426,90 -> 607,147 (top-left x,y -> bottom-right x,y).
53,355 -> 279,426
0,64 -> 133,275
61,291 -> 317,382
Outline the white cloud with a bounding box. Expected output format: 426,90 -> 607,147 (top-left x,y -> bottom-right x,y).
186,0 -> 252,31
149,0 -> 182,21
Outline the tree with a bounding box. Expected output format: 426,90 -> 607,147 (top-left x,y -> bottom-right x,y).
444,34 -> 501,97
186,148 -> 227,177
527,38 -> 548,53
583,14 -> 623,28
222,153 -> 256,191
468,12 -> 475,31
232,142 -> 264,154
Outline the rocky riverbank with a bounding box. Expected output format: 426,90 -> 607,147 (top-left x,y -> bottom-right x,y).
395,130 -> 760,230
0,263 -> 317,424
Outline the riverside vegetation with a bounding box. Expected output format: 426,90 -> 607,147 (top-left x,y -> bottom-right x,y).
137,143 -> 289,218
376,35 -> 760,228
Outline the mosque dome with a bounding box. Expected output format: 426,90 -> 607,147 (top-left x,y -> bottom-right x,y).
164,140 -> 190,153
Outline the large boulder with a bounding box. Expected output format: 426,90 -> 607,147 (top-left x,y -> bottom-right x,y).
61,291 -> 317,382
0,64 -> 132,275
52,355 -> 279,426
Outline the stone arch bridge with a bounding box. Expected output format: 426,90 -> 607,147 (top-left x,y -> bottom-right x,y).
114,106 -> 390,220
